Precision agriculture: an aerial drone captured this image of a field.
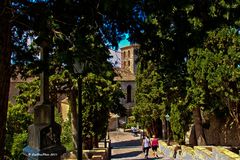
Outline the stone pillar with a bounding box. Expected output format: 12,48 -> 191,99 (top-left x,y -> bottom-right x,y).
23,40 -> 66,160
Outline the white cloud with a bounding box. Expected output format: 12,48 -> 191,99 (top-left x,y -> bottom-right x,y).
109,49 -> 121,67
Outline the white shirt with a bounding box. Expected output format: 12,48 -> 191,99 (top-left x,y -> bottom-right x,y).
143,137 -> 150,148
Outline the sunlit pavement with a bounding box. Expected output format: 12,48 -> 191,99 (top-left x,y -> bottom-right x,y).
110,130 -> 174,160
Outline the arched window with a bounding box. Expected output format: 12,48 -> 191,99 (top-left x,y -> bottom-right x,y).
127,85 -> 132,103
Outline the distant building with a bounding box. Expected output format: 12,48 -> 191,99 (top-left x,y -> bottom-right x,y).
9,75 -> 35,104
9,75 -> 67,120
113,44 -> 140,121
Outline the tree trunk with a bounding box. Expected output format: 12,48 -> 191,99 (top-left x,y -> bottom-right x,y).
193,107 -> 206,145
162,119 -> 167,140
83,136 -> 93,150
0,1 -> 11,158
93,134 -> 99,148
151,120 -> 161,137
68,90 -> 78,149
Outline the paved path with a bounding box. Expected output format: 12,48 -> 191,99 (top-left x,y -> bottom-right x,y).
110,131 -> 174,160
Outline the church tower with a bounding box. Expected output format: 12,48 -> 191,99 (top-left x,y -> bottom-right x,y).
111,44 -> 140,130
120,44 -> 140,74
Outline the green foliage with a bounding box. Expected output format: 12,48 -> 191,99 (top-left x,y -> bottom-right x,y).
187,26 -> 240,123
7,103 -> 33,134
55,108 -> 63,124
10,132 -> 28,160
61,120 -> 74,151
15,80 -> 40,106
170,101 -> 191,144
131,0 -> 240,143
6,68 -> 124,152
0,0 -> 136,158
125,122 -> 137,129
131,0 -> 195,140
125,116 -> 137,129
3,0 -> 240,153
133,61 -> 166,136
5,81 -> 35,159
56,109 -> 74,151
6,102 -> 32,159
82,73 -> 125,145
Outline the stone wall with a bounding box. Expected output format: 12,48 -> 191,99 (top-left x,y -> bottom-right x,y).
108,117 -> 118,131
203,115 -> 240,146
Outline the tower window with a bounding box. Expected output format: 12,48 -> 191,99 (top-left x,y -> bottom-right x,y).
128,61 -> 130,66
127,85 -> 132,103
128,50 -> 130,58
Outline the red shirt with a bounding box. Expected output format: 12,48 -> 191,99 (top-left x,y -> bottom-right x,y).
151,138 -> 158,146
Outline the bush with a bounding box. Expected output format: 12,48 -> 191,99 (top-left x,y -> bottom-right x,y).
170,102 -> 191,144
5,103 -> 32,159
125,122 -> 137,129
61,120 -> 74,151
56,109 -> 74,151
11,132 -> 28,160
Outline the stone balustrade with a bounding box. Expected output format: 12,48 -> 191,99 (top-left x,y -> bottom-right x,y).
212,146 -> 240,160
61,139 -> 111,160
158,140 -> 240,160
194,146 -> 213,160
92,155 -> 103,160
158,140 -> 175,157
181,145 -> 195,159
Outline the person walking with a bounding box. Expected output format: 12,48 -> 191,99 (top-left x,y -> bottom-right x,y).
131,126 -> 138,136
151,135 -> 159,158
142,135 -> 151,159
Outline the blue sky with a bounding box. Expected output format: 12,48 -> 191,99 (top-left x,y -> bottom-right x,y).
119,34 -> 130,48
119,39 -> 130,48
